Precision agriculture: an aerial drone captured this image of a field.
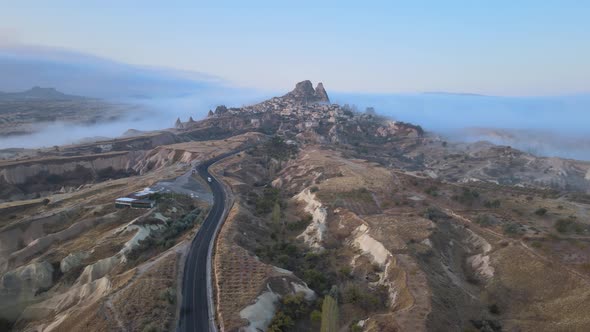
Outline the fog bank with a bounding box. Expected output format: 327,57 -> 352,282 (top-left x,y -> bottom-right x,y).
332,92 -> 590,161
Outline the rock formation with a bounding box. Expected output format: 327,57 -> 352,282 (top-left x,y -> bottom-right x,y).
175,117 -> 183,129
314,82 -> 330,103
283,80 -> 330,104
215,105 -> 228,115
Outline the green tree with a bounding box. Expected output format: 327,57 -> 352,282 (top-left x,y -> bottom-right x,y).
272,201 -> 282,238
272,202 -> 281,225
321,295 -> 339,332
310,310 -> 322,322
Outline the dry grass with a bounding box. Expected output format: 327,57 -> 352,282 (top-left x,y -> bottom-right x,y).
492,244 -> 590,331
214,204 -> 276,331
112,252 -> 180,332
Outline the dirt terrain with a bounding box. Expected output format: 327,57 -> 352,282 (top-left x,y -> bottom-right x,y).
0,133 -> 259,331
211,142 -> 590,331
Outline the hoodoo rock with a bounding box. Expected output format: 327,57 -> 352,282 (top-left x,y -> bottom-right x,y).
314,82 -> 330,103
175,117 -> 183,129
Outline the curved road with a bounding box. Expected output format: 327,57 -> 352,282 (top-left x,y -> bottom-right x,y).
178,154 -> 230,332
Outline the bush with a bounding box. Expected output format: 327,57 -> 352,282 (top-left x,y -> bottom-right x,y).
255,187 -> 281,215
475,214 -> 497,227
263,136 -> 299,161
453,188 -> 480,205
534,208 -> 548,216
268,293 -> 310,332
503,223 -> 523,236
303,269 -> 329,294
268,311 -> 295,332
555,217 -> 585,234
340,283 -> 387,312
489,303 -> 501,315
286,218 -> 310,231
310,186 -> 319,193
424,186 -> 439,197
160,287 -> 176,304
484,200 -> 501,208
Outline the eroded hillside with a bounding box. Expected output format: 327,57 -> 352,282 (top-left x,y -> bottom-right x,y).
211,140 -> 590,332
0,133 -> 261,331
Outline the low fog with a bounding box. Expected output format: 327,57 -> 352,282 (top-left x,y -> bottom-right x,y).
333,92 -> 590,161
0,92 -> 268,150
1,45 -> 588,161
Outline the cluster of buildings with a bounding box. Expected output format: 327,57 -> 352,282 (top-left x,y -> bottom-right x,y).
115,187 -> 158,209
218,95 -> 355,129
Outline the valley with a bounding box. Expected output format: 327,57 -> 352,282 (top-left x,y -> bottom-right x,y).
0,81 -> 589,332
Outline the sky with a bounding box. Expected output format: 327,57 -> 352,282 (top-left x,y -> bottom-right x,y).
1,1 -> 590,96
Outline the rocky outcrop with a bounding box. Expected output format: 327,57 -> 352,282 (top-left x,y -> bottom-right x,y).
215,105 -> 228,115
283,80 -> 330,104
175,118 -> 183,129
0,261 -> 54,320
0,151 -> 144,201
314,82 -> 330,103
60,252 -> 90,274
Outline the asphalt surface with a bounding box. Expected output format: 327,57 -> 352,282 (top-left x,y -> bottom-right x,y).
178,155 -> 230,332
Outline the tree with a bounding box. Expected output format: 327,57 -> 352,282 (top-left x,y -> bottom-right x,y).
272,202 -> 282,238
320,295 -> 338,332
310,310 -> 322,322
272,202 -> 281,225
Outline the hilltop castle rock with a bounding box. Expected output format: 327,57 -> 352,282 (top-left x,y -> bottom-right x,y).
283,80 -> 330,104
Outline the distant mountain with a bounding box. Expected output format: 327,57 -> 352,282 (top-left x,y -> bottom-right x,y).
0,86 -> 84,101
0,45 -> 235,99
422,91 -> 487,97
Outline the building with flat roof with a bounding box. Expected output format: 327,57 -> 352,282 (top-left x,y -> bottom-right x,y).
115,187 -> 158,209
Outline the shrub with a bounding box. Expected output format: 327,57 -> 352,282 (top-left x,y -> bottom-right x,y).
503,223 -> 523,236
310,186 -> 319,193
484,200 -> 501,208
303,269 -> 329,294
534,208 -> 548,216
268,311 -> 295,332
555,217 -> 584,234
255,187 -> 281,215
160,287 -> 176,304
475,214 -> 497,227
340,283 -> 387,311
489,304 -> 501,315
424,186 -> 439,197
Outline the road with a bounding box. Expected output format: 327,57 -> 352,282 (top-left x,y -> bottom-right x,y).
178,154 -> 231,332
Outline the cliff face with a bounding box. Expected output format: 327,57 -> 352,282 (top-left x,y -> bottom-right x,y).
0,151 -> 145,201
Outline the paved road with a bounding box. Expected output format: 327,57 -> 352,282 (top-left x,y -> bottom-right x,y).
178,154 -> 230,332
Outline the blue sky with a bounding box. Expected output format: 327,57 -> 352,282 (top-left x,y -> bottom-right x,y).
1,1 -> 590,95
